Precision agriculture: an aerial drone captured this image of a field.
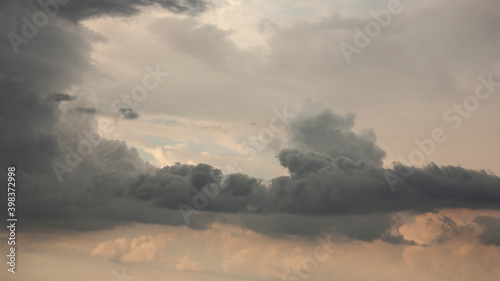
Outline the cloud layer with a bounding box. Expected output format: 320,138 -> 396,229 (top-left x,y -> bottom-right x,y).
1,4 -> 499,281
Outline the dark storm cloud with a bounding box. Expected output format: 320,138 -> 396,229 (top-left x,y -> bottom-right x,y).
270,150 -> 500,214
0,0 -> 209,232
475,216 -> 500,246
44,0 -> 207,22
0,5 -> 98,89
115,145 -> 500,242
127,150 -> 500,217
107,134 -> 497,242
0,2 -> 99,173
228,213 -> 405,243
0,79 -> 61,173
0,0 -> 161,229
47,93 -> 76,103
381,234 -> 418,246
119,107 -> 140,119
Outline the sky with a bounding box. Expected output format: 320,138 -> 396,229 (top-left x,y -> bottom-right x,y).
0,0 -> 500,280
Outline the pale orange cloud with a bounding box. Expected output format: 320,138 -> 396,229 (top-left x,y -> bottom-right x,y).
90,234 -> 174,263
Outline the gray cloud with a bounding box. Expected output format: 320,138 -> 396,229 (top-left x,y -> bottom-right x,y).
286,107 -> 386,166
431,216 -> 475,244
47,93 -> 76,103
75,106 -> 98,114
0,79 -> 61,173
119,107 -> 140,119
127,150 -> 500,217
226,213 -> 403,243
23,0 -> 207,22
475,216 -> 500,246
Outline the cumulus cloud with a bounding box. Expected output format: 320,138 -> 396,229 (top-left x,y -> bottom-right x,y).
91,234 -> 171,263
176,253 -> 203,271
285,104 -> 386,166
126,145 -> 500,216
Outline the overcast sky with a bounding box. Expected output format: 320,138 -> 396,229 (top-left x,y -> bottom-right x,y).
1,0 -> 500,280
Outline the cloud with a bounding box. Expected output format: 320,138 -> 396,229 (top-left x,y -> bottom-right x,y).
47,93 -> 76,103
121,139 -> 500,242
475,216 -> 500,246
38,0 -> 208,22
399,211 -> 478,246
1,0 -> 500,249
4,81 -> 499,244
119,107 -> 140,119
2,1 -> 500,280
176,253 -> 203,271
75,107 -> 98,114
285,102 -> 386,166
129,145 -> 500,217
91,234 -> 171,263
0,79 -> 62,173
232,213 -> 397,242
4,81 -> 500,244
150,16 -> 239,68
90,237 -> 129,261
